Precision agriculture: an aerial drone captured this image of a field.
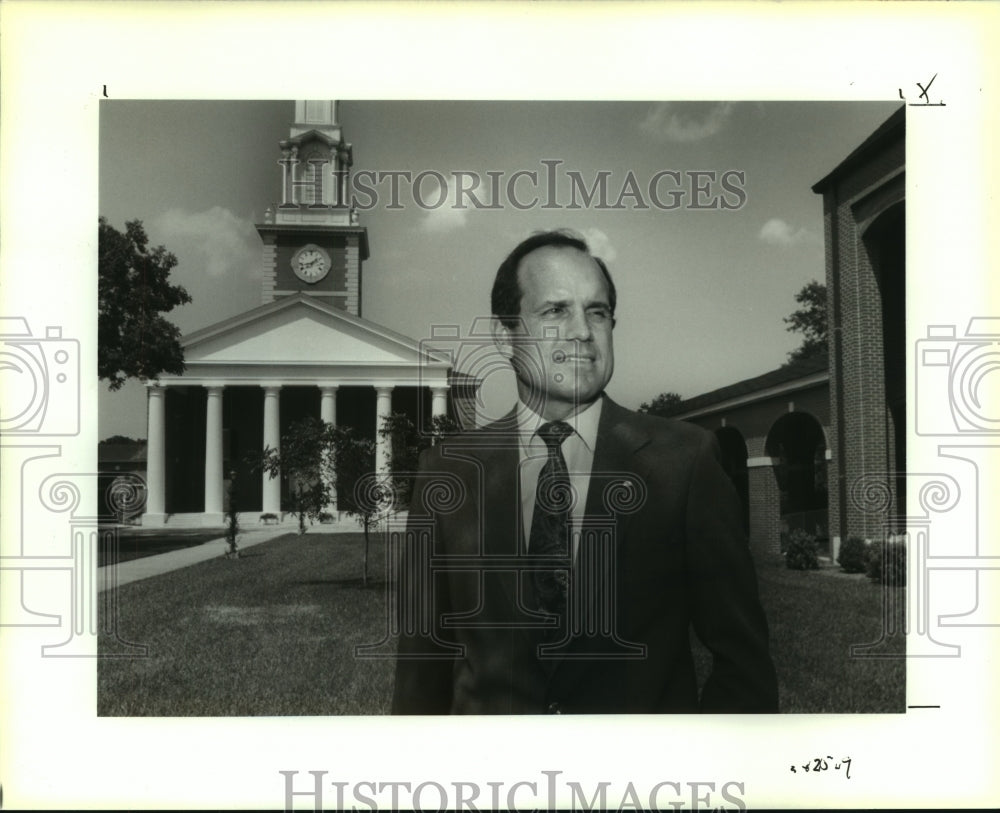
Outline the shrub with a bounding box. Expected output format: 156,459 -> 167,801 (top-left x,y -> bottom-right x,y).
318,512 -> 335,524
785,528 -> 820,570
837,536 -> 868,573
866,538 -> 907,586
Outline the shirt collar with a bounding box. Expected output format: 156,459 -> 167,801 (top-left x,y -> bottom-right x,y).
515,395 -> 604,455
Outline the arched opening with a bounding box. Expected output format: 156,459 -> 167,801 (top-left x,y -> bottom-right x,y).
715,426 -> 750,537
766,412 -> 829,556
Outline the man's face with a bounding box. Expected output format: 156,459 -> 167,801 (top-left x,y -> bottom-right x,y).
496,246 -> 615,420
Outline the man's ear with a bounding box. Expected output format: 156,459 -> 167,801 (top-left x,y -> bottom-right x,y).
491,316 -> 515,360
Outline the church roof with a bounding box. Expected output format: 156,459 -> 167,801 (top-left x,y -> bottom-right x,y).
673,352 -> 829,417
180,293 -> 452,369
812,106 -> 905,194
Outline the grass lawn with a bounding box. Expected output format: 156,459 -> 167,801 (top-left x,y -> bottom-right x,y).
99,532 -> 394,715
99,538 -> 904,715
692,556 -> 906,713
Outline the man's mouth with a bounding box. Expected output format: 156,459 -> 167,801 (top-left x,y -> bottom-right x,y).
552,350 -> 595,363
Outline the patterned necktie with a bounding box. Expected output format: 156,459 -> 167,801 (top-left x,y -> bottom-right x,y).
529,420 -> 574,616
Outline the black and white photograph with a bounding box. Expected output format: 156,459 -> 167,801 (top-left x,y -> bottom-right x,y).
1,2 -> 997,810
95,98 -> 905,721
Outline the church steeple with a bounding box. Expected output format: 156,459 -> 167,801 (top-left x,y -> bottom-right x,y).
256,101 -> 368,315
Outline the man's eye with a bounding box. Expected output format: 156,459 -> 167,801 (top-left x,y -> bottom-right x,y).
543,306 -> 565,316
588,309 -> 610,320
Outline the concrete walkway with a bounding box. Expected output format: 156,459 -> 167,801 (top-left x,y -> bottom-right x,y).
97,513 -> 407,591
98,526 -> 292,591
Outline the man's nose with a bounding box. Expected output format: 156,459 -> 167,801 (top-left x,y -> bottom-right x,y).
563,308 -> 592,341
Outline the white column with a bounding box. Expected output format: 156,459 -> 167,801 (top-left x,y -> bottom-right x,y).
431,386 -> 449,419
262,385 -> 282,514
320,385 -> 338,426
204,386 -> 224,520
319,385 -> 338,513
144,386 -> 166,523
375,385 -> 394,475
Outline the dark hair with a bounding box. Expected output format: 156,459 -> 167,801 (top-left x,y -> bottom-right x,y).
490,230 -> 617,329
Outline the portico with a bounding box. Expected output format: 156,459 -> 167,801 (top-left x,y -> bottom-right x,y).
141,294 -> 456,526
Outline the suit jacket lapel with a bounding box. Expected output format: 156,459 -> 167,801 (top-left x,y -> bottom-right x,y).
548,396 -> 652,682
473,415 -> 551,645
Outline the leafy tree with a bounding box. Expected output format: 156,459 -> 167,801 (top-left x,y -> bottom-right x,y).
99,435 -> 146,446
638,391 -> 685,418
98,217 -> 192,390
784,280 -> 827,363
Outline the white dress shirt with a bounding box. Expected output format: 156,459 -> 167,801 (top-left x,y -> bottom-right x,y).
516,397 -> 604,559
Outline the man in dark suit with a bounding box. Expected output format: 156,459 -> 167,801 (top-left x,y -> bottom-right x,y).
392,230 -> 778,714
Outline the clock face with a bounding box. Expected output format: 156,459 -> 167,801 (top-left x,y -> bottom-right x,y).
291,244 -> 331,284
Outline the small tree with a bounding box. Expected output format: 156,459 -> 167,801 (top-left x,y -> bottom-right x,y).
98,217 -> 192,390
378,411 -> 460,508
638,391 -> 685,418
784,280 -> 828,364
330,428 -> 381,586
257,418 -> 383,585
224,469 -> 241,559
259,417 -> 334,535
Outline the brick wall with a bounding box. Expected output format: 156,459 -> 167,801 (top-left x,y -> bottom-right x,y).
748,464 -> 782,556
821,115 -> 905,544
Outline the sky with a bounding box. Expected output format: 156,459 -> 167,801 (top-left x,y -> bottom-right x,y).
98,99 -> 901,439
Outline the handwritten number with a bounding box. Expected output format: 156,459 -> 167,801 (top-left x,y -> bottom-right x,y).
792,756 -> 852,779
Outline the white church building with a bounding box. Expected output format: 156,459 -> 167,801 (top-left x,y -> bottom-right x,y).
142,101 -> 476,527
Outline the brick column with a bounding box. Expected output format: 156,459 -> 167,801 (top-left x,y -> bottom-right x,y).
747,458 -> 782,557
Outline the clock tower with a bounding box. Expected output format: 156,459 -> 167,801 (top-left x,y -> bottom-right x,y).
256,100 -> 369,315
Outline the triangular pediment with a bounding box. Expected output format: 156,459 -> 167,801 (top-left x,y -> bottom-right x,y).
182,294 -> 448,367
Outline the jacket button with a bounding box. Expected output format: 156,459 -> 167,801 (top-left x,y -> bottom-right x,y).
547,702 -> 562,714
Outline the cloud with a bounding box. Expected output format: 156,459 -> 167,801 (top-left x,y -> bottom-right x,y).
580,227 -> 618,263
639,102 -> 734,143
151,206 -> 258,278
417,176 -> 469,234
759,218 -> 811,247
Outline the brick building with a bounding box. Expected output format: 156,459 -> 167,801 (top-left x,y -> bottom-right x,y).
813,106 -> 905,548
673,354 -> 830,559
673,106 -> 905,560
